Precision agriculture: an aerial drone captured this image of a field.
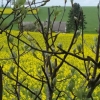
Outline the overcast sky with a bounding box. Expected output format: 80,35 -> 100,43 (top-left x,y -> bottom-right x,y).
2,0 -> 99,7
45,0 -> 99,6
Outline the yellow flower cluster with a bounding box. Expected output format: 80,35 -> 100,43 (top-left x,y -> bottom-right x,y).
0,31 -> 100,99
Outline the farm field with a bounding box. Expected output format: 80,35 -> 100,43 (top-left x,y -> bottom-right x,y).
0,3 -> 100,100
31,6 -> 99,33
0,7 -> 39,14
1,31 -> 100,99
0,6 -> 98,33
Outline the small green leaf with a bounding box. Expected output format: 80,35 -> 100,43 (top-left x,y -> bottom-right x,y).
93,37 -> 98,42
21,6 -> 28,15
24,44 -> 29,51
51,61 -> 56,69
77,43 -> 82,53
76,91 -> 82,99
9,35 -> 14,43
71,68 -> 75,74
44,53 -> 50,57
74,16 -> 78,21
90,62 -> 94,67
51,46 -> 55,52
52,78 -> 56,86
27,35 -> 33,41
58,43 -> 63,49
73,48 -> 76,54
67,79 -> 75,91
9,66 -> 15,74
11,52 -> 17,58
75,30 -> 81,38
54,10 -> 61,16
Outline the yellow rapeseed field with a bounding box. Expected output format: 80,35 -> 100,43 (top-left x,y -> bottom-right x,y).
0,31 -> 100,99
0,8 -> 39,14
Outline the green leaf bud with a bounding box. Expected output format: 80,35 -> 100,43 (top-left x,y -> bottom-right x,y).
21,6 -> 28,15
9,66 -> 15,74
51,46 -> 55,52
52,77 -> 56,86
73,48 -> 76,54
51,61 -> 56,69
77,43 -> 82,53
71,68 -> 75,74
11,52 -> 17,58
57,43 -> 63,49
24,44 -> 29,51
67,79 -> 75,91
9,35 -> 14,43
76,30 -> 81,35
74,16 -> 78,21
27,35 -> 33,41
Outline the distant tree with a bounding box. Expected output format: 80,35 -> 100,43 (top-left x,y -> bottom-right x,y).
67,3 -> 87,32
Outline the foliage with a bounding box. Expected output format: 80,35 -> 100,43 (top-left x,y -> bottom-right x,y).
67,2 -> 87,32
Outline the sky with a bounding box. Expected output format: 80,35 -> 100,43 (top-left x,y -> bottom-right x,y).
45,0 -> 99,6
1,0 -> 99,7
